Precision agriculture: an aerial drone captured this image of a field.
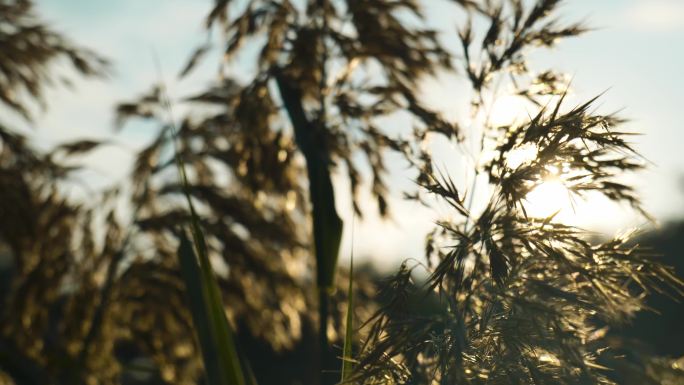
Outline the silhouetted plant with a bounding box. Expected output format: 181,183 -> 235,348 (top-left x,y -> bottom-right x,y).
2,0 -> 683,385
0,1 -> 114,384
352,1 -> 683,384
116,0 -> 458,383
185,4 -> 459,375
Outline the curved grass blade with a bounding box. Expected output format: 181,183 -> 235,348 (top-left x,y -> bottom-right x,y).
174,168 -> 248,385
177,232 -> 245,385
157,71 -> 250,385
340,256 -> 354,382
341,213 -> 355,383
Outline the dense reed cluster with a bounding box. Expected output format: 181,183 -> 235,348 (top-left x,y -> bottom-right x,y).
352,1 -> 683,384
0,1 -> 682,385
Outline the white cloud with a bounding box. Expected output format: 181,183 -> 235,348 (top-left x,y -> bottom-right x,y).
623,0 -> 684,32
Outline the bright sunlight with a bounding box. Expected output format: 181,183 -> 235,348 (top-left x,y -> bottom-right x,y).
505,145 -> 630,228
505,145 -> 576,219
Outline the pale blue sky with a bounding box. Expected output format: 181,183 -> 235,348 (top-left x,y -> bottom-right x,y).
30,0 -> 684,269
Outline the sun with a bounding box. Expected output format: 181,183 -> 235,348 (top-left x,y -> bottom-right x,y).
504,146 -> 579,223
487,95 -> 582,221
521,178 -> 635,231
490,103 -> 629,230
523,179 -> 575,220
488,94 -> 530,127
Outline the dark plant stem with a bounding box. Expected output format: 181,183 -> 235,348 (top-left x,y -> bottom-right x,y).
275,71 -> 342,385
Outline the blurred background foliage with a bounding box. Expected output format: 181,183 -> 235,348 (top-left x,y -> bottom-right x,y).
0,0 -> 682,384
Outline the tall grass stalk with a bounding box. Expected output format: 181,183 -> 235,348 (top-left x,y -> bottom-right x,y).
341,213 -> 356,383
157,69 -> 252,385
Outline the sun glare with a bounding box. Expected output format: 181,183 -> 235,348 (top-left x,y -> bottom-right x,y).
495,112 -> 636,230
488,94 -> 530,127
505,146 -> 578,223
505,143 -> 537,169
524,179 -> 574,219
521,178 -> 634,231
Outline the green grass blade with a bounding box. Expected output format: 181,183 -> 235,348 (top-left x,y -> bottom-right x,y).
274,73 -> 343,291
177,233 -> 233,385
275,73 -> 342,385
341,244 -> 354,382
169,114 -> 249,385
175,188 -> 248,385
175,174 -> 248,384
311,166 -> 344,290
237,345 -> 259,385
